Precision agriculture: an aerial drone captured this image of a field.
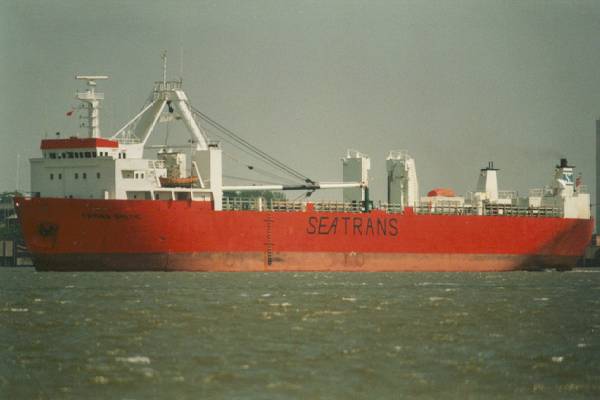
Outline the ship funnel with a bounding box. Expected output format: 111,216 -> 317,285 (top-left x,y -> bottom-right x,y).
552,157 -> 575,198
476,161 -> 499,201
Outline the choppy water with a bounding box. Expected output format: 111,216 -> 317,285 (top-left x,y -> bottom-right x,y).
2,269 -> 600,399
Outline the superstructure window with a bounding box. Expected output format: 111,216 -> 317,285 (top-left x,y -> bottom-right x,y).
79,152 -> 84,158
121,170 -> 134,179
58,173 -> 62,180
68,152 -> 74,158
49,153 -> 56,159
92,152 -> 97,158
83,173 -> 87,179
50,173 -> 54,180
74,173 -> 79,179
85,152 -> 91,158
97,172 -> 101,179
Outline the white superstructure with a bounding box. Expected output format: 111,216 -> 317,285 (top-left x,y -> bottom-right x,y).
30,56 -> 364,208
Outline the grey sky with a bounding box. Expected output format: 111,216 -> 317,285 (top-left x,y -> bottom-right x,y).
2,0 -> 600,207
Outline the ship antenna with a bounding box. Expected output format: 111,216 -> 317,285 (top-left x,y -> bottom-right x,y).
161,50 -> 167,85
179,45 -> 184,82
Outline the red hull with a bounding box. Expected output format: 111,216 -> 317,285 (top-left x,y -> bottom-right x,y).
14,197 -> 593,272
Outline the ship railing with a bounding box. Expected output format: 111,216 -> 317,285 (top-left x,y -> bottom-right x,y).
154,80 -> 183,92
381,203 -> 404,214
387,150 -> 410,160
313,201 -> 362,213
221,198 -> 306,212
498,190 -> 518,199
269,200 -> 304,212
221,197 -> 366,213
529,187 -> 555,197
148,160 -> 166,169
413,206 -> 477,215
483,204 -> 562,217
222,197 -> 261,211
78,92 -> 104,100
116,137 -> 142,145
388,204 -> 563,217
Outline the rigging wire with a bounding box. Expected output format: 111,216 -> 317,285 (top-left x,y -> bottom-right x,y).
206,128 -> 297,183
189,105 -> 313,184
222,174 -> 285,185
290,191 -> 309,202
222,152 -> 297,185
201,124 -> 300,185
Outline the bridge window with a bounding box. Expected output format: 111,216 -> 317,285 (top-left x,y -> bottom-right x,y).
49,153 -> 56,159
85,152 -> 91,158
121,170 -> 134,179
80,152 -> 84,158
67,152 -> 74,158
92,152 -> 97,158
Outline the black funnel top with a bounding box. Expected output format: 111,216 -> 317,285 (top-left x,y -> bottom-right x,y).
480,161 -> 499,171
557,158 -> 574,168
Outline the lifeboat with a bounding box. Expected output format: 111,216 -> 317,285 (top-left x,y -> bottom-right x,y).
159,176 -> 199,188
427,188 -> 456,197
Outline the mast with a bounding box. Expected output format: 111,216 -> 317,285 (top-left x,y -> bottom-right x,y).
75,75 -> 109,138
161,50 -> 167,85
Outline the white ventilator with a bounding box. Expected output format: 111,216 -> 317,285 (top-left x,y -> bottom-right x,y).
342,150 -> 370,203
386,150 -> 419,208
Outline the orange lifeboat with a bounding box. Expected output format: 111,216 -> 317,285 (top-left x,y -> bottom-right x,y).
159,176 -> 199,188
427,188 -> 456,197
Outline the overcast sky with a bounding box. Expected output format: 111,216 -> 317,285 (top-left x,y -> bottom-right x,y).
2,0 -> 600,207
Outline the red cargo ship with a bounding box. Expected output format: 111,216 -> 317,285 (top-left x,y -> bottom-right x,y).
15,65 -> 593,272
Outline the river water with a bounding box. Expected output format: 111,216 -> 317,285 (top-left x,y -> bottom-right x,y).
2,269 -> 600,399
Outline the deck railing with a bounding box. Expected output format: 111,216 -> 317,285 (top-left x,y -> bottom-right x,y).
222,197 -> 563,217
222,197 -> 363,212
